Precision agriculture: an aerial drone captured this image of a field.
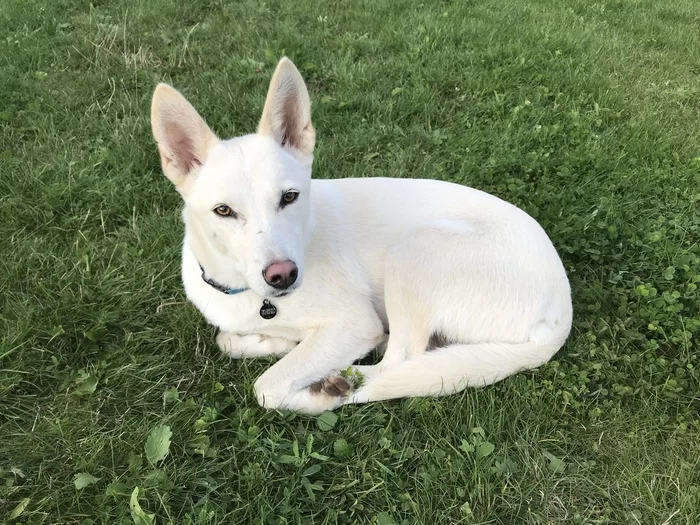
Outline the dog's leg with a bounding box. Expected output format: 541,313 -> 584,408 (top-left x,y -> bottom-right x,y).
344,225 -> 571,406
345,228 -> 466,393
216,331 -> 297,358
351,241 -> 433,383
344,230 -> 456,401
253,318 -> 384,414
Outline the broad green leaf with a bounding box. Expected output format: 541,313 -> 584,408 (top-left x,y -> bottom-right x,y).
317,411 -> 338,431
544,451 -> 566,473
145,424 -> 172,465
162,387 -> 179,404
306,434 -> 314,454
128,451 -> 143,474
10,498 -> 30,519
73,472 -> 100,489
376,512 -> 396,525
83,326 -> 107,342
74,374 -> 98,396
471,427 -> 485,438
663,266 -> 676,280
460,501 -> 473,516
189,434 -> 211,456
130,487 -> 155,525
106,481 -> 130,499
476,441 -> 495,459
301,476 -> 317,502
302,464 -> 321,477
459,440 -> 475,454
333,438 -> 353,458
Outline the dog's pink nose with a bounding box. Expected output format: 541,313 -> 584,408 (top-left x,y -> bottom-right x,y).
263,260 -> 298,290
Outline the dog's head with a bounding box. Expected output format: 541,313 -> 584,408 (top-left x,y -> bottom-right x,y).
150,58 -> 315,297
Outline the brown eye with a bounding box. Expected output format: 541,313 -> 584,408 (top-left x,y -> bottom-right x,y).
214,205 -> 236,218
281,191 -> 299,207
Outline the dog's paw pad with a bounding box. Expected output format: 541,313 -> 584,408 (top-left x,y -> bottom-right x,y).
309,376 -> 351,397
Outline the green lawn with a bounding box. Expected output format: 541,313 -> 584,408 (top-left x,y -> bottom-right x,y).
1,0 -> 699,523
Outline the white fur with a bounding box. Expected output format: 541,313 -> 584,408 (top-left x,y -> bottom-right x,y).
150,58 -> 573,414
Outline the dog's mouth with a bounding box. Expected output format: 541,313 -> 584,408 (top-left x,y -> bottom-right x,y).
270,290 -> 291,298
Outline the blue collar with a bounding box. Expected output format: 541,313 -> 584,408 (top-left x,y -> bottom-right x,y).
199,263 -> 249,296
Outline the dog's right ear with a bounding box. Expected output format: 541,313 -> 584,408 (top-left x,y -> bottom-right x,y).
151,83 -> 218,192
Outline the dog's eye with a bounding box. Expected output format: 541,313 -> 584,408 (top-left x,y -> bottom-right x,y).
281,191 -> 299,207
213,204 -> 237,218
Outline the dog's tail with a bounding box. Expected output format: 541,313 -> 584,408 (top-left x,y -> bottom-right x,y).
348,337 -> 567,403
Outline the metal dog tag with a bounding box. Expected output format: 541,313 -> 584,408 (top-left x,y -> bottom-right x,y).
259,299 -> 277,320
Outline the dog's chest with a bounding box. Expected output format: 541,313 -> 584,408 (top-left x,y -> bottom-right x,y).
183,269 -> 303,339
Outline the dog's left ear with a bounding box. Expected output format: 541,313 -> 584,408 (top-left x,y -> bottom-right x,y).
258,57 -> 315,158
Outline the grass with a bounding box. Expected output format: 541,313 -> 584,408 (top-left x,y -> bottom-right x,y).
1,0 -> 699,523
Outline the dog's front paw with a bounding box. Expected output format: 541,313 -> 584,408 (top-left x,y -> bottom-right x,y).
309,376 -> 351,397
216,331 -> 254,358
216,331 -> 296,358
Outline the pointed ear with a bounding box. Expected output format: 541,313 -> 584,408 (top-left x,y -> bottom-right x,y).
257,57 -> 315,157
150,83 -> 218,190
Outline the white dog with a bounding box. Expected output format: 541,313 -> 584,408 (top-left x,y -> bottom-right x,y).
150,57 -> 572,414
